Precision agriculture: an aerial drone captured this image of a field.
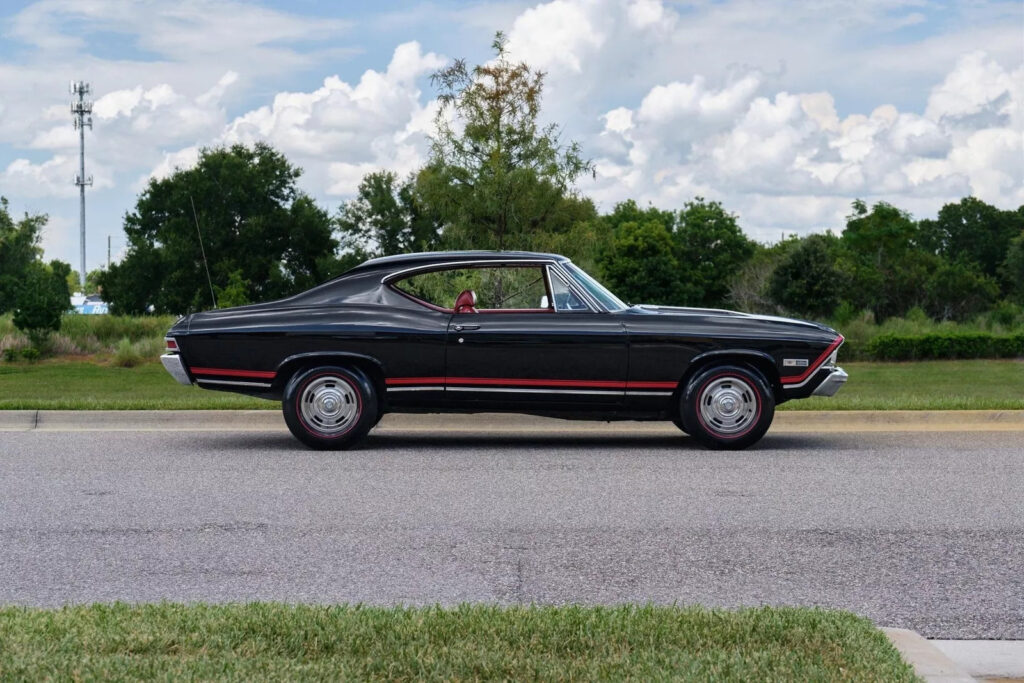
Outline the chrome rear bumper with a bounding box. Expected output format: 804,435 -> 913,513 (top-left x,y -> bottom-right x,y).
812,366 -> 848,397
161,353 -> 193,386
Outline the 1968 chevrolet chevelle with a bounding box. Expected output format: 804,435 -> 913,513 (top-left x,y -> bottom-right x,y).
162,251 -> 846,450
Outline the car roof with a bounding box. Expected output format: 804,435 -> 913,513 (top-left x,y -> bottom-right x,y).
342,250 -> 570,276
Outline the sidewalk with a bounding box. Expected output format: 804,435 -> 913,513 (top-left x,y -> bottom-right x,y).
885,629 -> 1024,682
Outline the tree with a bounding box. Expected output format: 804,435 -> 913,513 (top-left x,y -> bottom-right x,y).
419,31 -> 593,251
215,270 -> 251,309
0,197 -> 46,314
1001,231 -> 1024,304
600,220 -> 685,305
837,200 -> 934,320
48,260 -> 73,305
768,233 -> 846,319
600,199 -> 676,236
336,171 -> 440,258
13,261 -> 69,350
66,268 -> 104,295
675,198 -> 756,308
98,143 -> 336,314
919,197 -> 1024,294
923,261 -> 999,322
728,238 -> 800,314
594,198 -> 757,308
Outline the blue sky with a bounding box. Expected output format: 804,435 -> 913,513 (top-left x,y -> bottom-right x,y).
0,0 -> 1021,276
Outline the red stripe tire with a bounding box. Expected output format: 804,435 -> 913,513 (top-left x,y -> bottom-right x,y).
282,365 -> 378,450
680,364 -> 775,450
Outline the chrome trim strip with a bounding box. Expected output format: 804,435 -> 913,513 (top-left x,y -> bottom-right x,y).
388,386 -> 671,395
382,259 -> 560,285
547,263 -> 602,312
386,386 -> 444,392
382,258 -> 602,314
160,353 -> 192,386
197,378 -> 273,388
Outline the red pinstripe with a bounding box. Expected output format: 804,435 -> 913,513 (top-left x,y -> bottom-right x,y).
779,335 -> 844,385
191,367 -> 277,379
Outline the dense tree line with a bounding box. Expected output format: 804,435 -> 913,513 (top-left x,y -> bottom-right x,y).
85,33 -> 1024,323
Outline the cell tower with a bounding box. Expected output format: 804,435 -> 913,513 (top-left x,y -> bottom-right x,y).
70,81 -> 93,288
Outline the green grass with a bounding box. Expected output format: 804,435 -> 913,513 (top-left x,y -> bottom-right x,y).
0,361 -> 269,410
780,358 -> 1024,411
0,603 -> 917,681
0,358 -> 1021,411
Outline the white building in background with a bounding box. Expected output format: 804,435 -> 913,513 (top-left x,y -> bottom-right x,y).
70,293 -> 108,315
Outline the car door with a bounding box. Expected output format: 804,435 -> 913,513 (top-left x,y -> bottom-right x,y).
444,264 -> 628,410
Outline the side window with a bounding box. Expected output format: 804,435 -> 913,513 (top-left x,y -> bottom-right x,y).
549,270 -> 590,311
475,267 -> 548,310
393,266 -> 553,311
394,269 -> 473,309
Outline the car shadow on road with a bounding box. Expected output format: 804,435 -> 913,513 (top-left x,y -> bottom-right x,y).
194,431 -> 843,453
365,432 -> 695,450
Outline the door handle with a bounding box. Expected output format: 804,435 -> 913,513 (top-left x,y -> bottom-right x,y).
454,324 -> 480,331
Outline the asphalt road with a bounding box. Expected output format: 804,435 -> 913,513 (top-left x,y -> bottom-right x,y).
1,423 -> 1021,639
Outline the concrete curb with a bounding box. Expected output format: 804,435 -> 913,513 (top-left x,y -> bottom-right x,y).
0,411 -> 36,430
882,628 -> 975,683
1,409 -> 1022,432
931,639 -> 1024,679
775,409 -> 1024,432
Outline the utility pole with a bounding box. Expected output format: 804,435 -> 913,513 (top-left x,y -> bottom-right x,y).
70,81 -> 93,290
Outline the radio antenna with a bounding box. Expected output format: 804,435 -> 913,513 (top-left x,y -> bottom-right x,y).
189,195 -> 218,309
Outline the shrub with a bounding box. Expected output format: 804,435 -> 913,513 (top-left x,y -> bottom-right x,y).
13,263 -> 69,352
990,301 -> 1022,329
110,336 -> 164,368
19,347 -> 40,363
111,337 -> 143,368
866,332 -> 1024,360
3,347 -> 18,362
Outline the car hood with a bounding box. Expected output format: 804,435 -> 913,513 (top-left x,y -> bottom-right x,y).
630,304 -> 838,336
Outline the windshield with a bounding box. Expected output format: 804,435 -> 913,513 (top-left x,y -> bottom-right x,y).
564,263 -> 629,311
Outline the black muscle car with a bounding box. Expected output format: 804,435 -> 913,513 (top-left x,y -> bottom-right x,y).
161,251 -> 846,449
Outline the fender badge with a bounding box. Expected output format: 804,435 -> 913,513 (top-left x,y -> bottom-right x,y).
783,358 -> 809,367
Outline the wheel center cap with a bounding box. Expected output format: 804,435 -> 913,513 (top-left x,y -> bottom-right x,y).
323,397 -> 338,412
720,396 -> 737,413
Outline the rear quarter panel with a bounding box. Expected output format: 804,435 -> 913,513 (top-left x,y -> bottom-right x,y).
176,302 -> 448,398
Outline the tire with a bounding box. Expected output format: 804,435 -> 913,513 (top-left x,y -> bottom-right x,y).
671,415 -> 689,435
282,365 -> 377,450
679,364 -> 774,450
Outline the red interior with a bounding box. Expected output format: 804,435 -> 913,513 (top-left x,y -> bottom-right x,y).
454,289 -> 478,313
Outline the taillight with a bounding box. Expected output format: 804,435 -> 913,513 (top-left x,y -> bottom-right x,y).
165,337 -> 178,351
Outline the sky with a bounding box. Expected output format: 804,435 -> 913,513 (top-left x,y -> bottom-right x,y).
0,0 -> 1021,275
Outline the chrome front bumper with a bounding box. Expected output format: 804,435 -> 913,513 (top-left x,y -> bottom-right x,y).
812,366 -> 848,397
161,353 -> 193,386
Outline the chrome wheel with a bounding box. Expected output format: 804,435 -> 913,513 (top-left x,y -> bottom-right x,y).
698,376 -> 758,435
299,375 -> 359,434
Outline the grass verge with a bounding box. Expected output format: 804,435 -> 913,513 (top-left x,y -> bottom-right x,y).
0,358 -> 1021,411
0,361 -> 268,410
0,604 -> 917,681
782,358 -> 1024,411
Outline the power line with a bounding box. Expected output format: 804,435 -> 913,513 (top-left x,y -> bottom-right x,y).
70,80 -> 93,290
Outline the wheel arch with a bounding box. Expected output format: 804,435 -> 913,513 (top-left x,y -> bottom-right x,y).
676,349 -> 782,402
273,352 -> 386,402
